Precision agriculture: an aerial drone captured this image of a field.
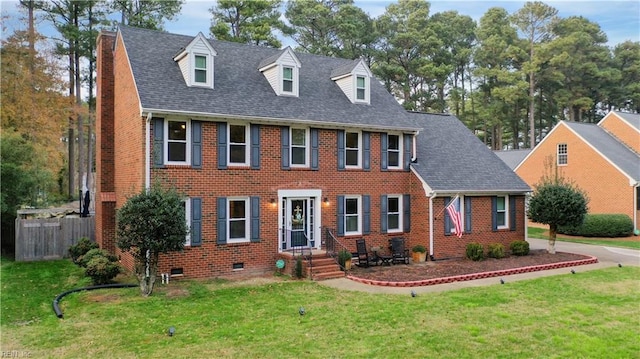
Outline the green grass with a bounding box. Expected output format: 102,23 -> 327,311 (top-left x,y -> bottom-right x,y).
528,227 -> 640,250
2,259 -> 639,358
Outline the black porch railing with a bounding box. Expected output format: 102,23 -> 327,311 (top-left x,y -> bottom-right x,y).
324,227 -> 351,271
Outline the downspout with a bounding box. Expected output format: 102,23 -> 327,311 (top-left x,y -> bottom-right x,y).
412,132 -> 418,162
429,192 -> 436,259
145,112 -> 152,190
525,192 -> 531,242
634,184 -> 639,234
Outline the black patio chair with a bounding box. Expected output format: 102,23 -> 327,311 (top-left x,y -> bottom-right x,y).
389,237 -> 410,265
355,239 -> 376,267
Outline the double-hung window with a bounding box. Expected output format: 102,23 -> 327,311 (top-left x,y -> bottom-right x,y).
283,66 -> 294,93
388,134 -> 401,169
495,196 -> 507,229
228,197 -> 249,243
194,54 -> 208,84
387,195 -> 403,233
229,124 -> 249,165
356,76 -> 366,101
557,143 -> 567,165
344,196 -> 361,235
166,120 -> 190,164
345,131 -> 361,168
290,127 -> 308,167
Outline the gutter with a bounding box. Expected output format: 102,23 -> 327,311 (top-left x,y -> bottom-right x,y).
429,192 -> 436,258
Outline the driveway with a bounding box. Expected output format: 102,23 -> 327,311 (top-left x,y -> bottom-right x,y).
527,237 -> 640,266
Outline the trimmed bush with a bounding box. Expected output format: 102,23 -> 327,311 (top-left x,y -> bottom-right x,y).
558,214 -> 633,237
487,243 -> 505,259
510,240 -> 530,256
465,243 -> 484,261
412,244 -> 427,253
79,248 -> 118,268
85,255 -> 121,285
68,237 -> 99,264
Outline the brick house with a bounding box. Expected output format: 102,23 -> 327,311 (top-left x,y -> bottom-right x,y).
510,111 -> 640,232
96,26 -> 530,279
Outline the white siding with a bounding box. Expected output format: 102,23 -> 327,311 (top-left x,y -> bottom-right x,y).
178,56 -> 188,83
335,76 -> 354,103
263,66 -> 278,93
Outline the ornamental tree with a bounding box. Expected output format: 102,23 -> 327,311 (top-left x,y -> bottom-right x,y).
116,185 -> 188,296
527,180 -> 588,254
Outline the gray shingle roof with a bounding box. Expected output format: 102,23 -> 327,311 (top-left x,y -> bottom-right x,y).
494,149 -> 532,170
612,111 -> 640,130
564,121 -> 640,181
118,26 -> 419,131
409,112 -> 531,193
330,59 -> 359,78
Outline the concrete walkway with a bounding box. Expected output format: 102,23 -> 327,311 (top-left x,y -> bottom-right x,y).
318,238 -> 640,295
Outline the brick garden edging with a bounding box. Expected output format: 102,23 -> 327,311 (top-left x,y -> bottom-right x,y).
346,255 -> 599,287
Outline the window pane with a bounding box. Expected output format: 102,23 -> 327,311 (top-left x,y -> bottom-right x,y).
497,197 -> 505,211
195,55 -> 206,69
168,121 -> 186,140
230,145 -> 246,163
357,76 -> 365,88
291,129 -> 305,145
388,214 -> 399,230
496,212 -> 506,227
229,200 -> 245,219
230,125 -> 246,143
168,143 -> 186,162
346,150 -> 358,166
292,147 -> 305,165
388,135 -> 399,150
346,132 -> 358,148
388,152 -> 399,167
229,220 -> 246,239
346,216 -> 358,232
345,198 -> 358,215
357,88 -> 365,100
283,80 -> 293,92
195,69 -> 206,83
388,197 -> 399,212
283,67 -> 293,80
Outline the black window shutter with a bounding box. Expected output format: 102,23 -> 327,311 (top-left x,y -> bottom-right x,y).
191,121 -> 202,169
380,195 -> 388,233
337,195 -> 345,236
190,198 -> 202,246
311,128 -> 319,170
491,196 -> 498,231
217,123 -> 227,169
403,194 -> 411,232
337,130 -> 345,170
464,196 -> 472,233
152,118 -> 164,168
250,196 -> 260,242
509,196 -> 517,231
217,197 -> 227,244
363,195 -> 370,234
363,132 -> 370,171
381,133 -> 388,171
403,134 -> 412,171
250,124 -> 260,169
281,126 -> 290,170
444,196 -> 451,235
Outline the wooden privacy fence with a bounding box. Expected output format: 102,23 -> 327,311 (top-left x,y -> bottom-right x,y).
15,217 -> 95,262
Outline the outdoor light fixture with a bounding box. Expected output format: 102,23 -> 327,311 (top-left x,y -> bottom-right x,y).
270,198 -> 276,207
323,197 -> 329,205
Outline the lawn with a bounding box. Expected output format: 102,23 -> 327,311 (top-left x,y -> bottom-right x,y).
528,227 -> 640,250
1,258 -> 639,358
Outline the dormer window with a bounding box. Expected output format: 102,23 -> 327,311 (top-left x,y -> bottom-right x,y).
173,32 -> 217,89
356,76 -> 366,101
331,59 -> 373,105
258,47 -> 301,97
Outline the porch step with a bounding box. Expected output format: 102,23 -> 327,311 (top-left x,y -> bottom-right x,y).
306,254 -> 345,281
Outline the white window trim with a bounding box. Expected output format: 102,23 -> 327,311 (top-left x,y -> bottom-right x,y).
557,143 -> 567,166
164,119 -> 191,165
354,75 -> 369,104
496,195 -> 508,230
227,123 -> 250,166
183,198 -> 191,246
345,131 -> 362,169
387,194 -> 403,233
279,65 -> 299,97
227,197 -> 250,244
344,195 -> 362,236
387,133 -> 403,169
290,127 -> 309,168
191,53 -> 212,88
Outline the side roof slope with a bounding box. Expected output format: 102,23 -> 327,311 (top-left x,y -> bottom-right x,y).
118,26 -> 419,131
409,112 -> 530,193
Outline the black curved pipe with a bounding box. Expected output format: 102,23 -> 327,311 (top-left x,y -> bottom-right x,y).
53,283 -> 137,319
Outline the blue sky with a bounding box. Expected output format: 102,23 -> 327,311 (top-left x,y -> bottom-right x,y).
2,0 -> 638,47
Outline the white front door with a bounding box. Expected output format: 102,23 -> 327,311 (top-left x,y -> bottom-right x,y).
279,190 -> 322,251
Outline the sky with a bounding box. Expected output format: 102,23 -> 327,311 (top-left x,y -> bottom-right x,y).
1,0 -> 639,47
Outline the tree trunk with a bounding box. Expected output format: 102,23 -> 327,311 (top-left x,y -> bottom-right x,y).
547,224 -> 557,254
135,250 -> 159,296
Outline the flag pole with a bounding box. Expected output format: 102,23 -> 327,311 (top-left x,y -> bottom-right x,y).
435,194 -> 460,218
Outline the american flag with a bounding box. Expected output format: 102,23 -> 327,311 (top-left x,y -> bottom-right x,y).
446,196 -> 463,238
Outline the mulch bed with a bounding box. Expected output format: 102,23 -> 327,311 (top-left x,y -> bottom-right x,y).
348,250 -> 592,283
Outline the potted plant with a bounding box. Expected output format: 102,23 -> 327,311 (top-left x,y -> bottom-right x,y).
338,249 -> 352,271
411,245 -> 427,263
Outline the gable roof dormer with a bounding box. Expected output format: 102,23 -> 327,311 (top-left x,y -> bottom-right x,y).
173,32 -> 217,89
331,59 -> 373,105
258,47 -> 301,97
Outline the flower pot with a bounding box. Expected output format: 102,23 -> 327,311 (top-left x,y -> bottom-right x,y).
412,251 -> 426,263
344,258 -> 352,271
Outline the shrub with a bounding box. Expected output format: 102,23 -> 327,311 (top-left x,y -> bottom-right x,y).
465,243 -> 484,261
338,250 -> 352,270
510,240 -> 530,256
412,245 -> 426,253
79,248 -> 118,268
558,214 -> 633,237
295,256 -> 303,279
487,243 -> 505,259
85,255 -> 121,285
68,237 -> 99,264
